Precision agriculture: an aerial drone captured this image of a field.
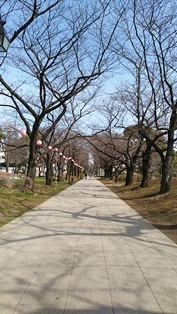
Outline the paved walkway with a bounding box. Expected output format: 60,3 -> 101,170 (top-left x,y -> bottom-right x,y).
0,178 -> 177,314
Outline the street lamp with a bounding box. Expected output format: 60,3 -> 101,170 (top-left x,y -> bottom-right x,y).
0,16 -> 10,52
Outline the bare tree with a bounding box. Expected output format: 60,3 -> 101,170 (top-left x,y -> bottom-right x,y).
110,0 -> 177,193
86,95 -> 144,185
38,93 -> 97,185
0,1 -> 124,189
132,0 -> 177,193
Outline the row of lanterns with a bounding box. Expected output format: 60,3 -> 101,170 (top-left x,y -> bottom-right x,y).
20,129 -> 84,171
47,146 -> 85,172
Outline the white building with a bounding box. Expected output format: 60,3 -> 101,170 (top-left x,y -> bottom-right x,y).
0,143 -> 5,165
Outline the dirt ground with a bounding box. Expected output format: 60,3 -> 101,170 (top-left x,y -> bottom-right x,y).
100,178 -> 177,244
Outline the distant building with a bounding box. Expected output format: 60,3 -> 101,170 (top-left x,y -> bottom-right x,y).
0,143 -> 5,166
97,167 -> 105,177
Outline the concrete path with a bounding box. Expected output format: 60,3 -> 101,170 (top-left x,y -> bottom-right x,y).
0,178 -> 177,314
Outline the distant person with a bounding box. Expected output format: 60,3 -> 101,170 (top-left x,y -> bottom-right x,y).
85,173 -> 87,179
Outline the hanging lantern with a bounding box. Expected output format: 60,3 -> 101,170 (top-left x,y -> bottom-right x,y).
48,145 -> 52,151
59,152 -> 62,156
36,140 -> 42,146
20,129 -> 26,136
54,147 -> 58,152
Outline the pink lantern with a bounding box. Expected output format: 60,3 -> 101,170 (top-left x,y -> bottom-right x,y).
48,145 -> 52,151
20,129 -> 26,136
36,140 -> 42,146
54,147 -> 58,152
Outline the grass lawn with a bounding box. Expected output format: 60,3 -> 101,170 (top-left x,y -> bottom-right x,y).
0,176 -> 76,228
100,177 -> 177,244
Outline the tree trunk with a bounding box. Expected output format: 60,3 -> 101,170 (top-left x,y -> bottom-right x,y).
140,143 -> 152,188
25,137 -> 38,190
125,166 -> 134,186
115,173 -> 118,183
25,157 -> 36,190
57,163 -> 62,181
159,111 -> 176,194
159,154 -> 174,194
5,153 -> 9,173
109,164 -> 113,180
45,153 -> 53,186
45,164 -> 53,186
66,161 -> 71,182
104,165 -> 109,178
